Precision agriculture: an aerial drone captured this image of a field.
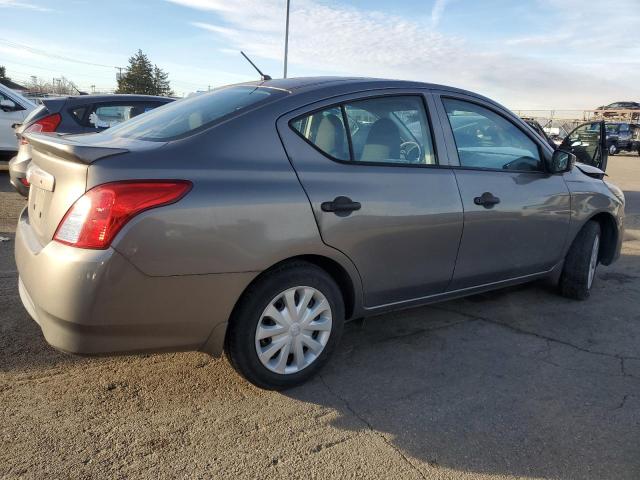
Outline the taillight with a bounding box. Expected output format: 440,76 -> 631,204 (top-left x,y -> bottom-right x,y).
19,178 -> 30,187
21,113 -> 62,144
53,181 -> 192,249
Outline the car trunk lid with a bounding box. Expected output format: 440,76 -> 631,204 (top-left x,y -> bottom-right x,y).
25,132 -> 130,246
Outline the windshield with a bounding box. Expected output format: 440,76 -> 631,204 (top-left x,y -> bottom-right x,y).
606,124 -> 621,134
105,85 -> 285,141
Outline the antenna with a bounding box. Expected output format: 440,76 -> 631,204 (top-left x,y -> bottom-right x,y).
283,0 -> 290,78
240,51 -> 272,81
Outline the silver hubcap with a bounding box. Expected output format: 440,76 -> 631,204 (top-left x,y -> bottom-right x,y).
255,286 -> 332,375
609,145 -> 616,155
588,234 -> 600,289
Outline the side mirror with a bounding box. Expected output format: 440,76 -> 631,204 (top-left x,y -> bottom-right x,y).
0,99 -> 16,111
547,150 -> 575,174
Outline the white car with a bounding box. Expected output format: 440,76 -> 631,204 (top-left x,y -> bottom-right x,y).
0,83 -> 36,157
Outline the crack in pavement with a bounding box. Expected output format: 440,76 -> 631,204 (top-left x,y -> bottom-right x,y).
430,305 -> 640,372
613,394 -> 630,411
364,318 -> 474,345
318,374 -> 429,480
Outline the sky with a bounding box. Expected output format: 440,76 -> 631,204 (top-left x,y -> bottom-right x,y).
0,0 -> 638,109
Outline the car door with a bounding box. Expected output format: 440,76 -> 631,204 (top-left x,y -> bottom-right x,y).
558,121 -> 608,170
0,90 -> 27,152
277,92 -> 464,307
434,93 -> 571,290
618,123 -> 632,149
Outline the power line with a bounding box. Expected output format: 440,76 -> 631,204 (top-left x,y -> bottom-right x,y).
3,59 -> 116,80
0,38 -> 123,70
1,39 -> 205,93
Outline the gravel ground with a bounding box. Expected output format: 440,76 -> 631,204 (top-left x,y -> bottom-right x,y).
1,155 -> 639,479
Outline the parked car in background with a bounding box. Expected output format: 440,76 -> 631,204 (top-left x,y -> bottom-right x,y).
596,102 -> 640,122
631,125 -> 640,156
605,122 -> 638,155
8,94 -> 174,196
15,78 -> 624,389
522,118 -> 557,149
597,101 -> 640,112
0,83 -> 36,159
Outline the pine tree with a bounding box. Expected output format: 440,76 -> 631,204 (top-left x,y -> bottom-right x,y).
153,65 -> 173,97
0,66 -> 7,79
116,50 -> 172,96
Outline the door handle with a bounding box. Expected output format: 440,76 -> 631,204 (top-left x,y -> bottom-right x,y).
473,192 -> 500,208
321,196 -> 361,216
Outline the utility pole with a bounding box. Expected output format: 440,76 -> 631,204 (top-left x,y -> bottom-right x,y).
283,0 -> 290,78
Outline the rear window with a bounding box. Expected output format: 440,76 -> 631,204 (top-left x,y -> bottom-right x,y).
106,86 -> 284,141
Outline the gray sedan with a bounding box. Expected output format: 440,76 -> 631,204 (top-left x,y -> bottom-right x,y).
15,78 -> 624,389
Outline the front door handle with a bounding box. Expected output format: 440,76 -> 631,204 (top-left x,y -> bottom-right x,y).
473,192 -> 501,208
321,196 -> 361,216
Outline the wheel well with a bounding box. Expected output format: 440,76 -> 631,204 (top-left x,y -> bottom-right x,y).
296,255 -> 356,319
589,212 -> 618,265
236,255 -> 357,320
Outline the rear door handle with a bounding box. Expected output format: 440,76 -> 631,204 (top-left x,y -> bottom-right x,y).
321,196 -> 361,216
473,192 -> 500,208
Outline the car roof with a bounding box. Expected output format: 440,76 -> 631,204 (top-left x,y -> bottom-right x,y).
232,76 -> 492,102
55,94 -> 175,105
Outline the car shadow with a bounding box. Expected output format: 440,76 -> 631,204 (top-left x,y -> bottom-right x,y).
286,250 -> 640,479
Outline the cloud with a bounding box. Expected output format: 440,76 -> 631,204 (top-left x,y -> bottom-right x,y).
430,0 -> 451,28
168,0 -> 640,109
0,0 -> 51,11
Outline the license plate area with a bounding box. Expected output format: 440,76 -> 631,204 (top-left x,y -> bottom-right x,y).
28,185 -> 50,235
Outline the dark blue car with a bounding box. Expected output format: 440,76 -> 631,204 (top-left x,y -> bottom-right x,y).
9,94 -> 174,195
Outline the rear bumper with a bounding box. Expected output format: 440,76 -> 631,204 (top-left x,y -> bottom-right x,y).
9,173 -> 29,197
9,150 -> 31,197
15,207 -> 256,356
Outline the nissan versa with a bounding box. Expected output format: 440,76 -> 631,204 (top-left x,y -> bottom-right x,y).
15,78 -> 624,389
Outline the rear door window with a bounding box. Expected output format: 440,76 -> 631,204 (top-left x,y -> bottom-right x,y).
344,96 -> 435,165
70,106 -> 88,125
291,107 -> 349,161
291,95 -> 436,166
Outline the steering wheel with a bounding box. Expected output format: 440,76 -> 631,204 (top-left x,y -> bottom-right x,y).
400,141 -> 422,163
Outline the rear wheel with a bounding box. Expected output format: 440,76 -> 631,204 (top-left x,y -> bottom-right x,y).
225,262 -> 344,390
559,221 -> 601,300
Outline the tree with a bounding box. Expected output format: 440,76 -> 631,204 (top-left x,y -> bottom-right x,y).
26,75 -> 79,95
0,66 -> 6,79
153,65 -> 173,97
116,50 -> 173,96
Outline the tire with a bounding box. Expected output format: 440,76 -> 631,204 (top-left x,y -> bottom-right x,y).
609,143 -> 618,156
559,221 -> 601,300
225,261 -> 344,390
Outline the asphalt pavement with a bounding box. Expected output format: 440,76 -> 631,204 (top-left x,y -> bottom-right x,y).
1,155 -> 639,479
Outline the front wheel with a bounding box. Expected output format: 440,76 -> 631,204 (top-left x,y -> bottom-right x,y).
609,143 -> 618,156
225,262 -> 344,390
559,221 -> 601,300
